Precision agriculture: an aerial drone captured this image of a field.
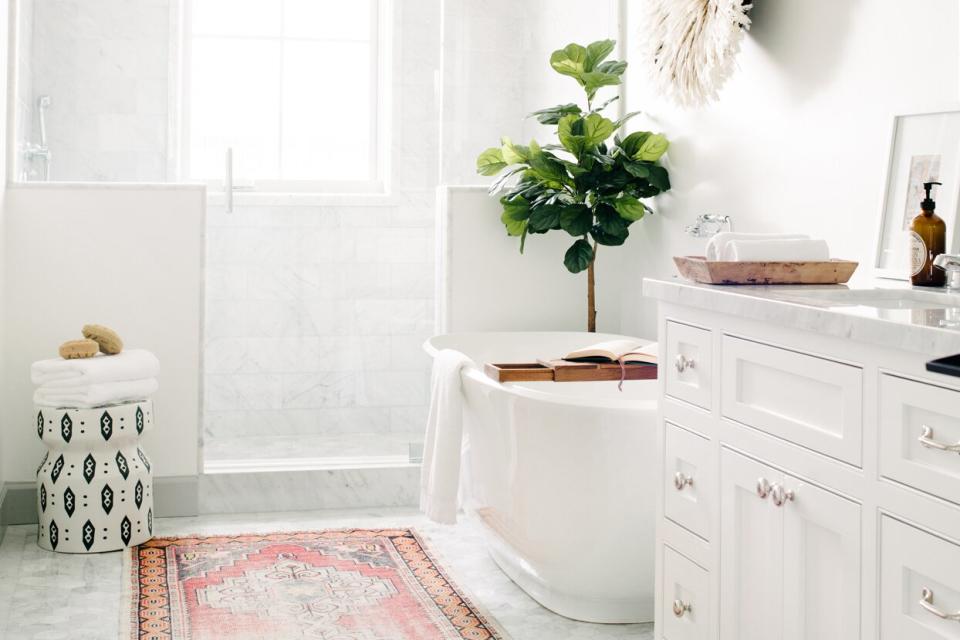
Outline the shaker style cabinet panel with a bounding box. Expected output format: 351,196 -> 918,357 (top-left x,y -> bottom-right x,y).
719,448 -> 784,640
665,321 -> 713,412
720,336 -> 863,466
719,448 -> 861,640
661,545 -> 711,640
664,423 -> 712,540
879,373 -> 960,506
880,516 -> 960,639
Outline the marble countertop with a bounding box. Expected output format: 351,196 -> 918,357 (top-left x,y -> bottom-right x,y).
642,275 -> 960,356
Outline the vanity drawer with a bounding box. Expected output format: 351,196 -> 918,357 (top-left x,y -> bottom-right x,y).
664,423 -> 711,540
721,336 -> 863,466
880,374 -> 960,506
881,516 -> 960,639
665,321 -> 713,411
661,545 -> 710,640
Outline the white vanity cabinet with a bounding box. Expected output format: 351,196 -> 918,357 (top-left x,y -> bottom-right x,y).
644,278 -> 960,640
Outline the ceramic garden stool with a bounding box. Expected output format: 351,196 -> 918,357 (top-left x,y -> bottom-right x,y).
35,400 -> 155,553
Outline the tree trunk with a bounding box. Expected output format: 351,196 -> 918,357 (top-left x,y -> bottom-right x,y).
587,243 -> 597,332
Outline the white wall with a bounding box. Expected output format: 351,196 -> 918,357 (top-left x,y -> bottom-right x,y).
622,0 -> 960,337
0,0 -> 9,496
2,185 -> 204,481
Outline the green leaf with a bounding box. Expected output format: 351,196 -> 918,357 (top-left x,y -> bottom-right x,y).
550,43 -> 588,79
581,71 -> 622,99
528,205 -> 563,232
500,136 -> 529,165
528,103 -> 582,125
623,161 -> 650,179
559,113 -> 616,157
619,131 -> 651,158
582,114 -> 615,147
596,204 -> 628,236
614,195 -> 647,222
477,147 -> 508,176
634,133 -> 669,161
526,146 -> 570,186
591,226 -> 629,246
585,39 -> 616,71
647,164 -> 671,191
593,95 -> 620,113
560,205 -> 593,236
500,197 -> 530,237
614,110 -> 642,129
564,239 -> 594,273
596,60 -> 627,76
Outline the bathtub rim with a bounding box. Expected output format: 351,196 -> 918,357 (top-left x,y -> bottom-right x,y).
423,331 -> 658,411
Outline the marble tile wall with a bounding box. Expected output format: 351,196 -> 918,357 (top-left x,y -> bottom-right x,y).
17,0 -> 171,182
203,1 -> 440,448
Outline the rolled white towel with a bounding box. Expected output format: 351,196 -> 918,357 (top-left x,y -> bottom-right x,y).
33,378 -> 159,409
726,238 -> 831,262
31,349 -> 160,388
706,232 -> 809,261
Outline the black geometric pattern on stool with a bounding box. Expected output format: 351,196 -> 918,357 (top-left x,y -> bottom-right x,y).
120,516 -> 132,546
49,520 -> 58,550
64,487 -> 76,517
135,406 -> 144,434
115,451 -> 129,480
51,455 -> 64,484
148,508 -> 153,535
83,453 -> 96,484
37,411 -> 44,439
101,484 -> 114,515
100,410 -> 113,441
36,451 -> 48,477
82,520 -> 95,551
60,414 -> 73,443
40,483 -> 47,512
134,480 -> 144,509
137,448 -> 151,472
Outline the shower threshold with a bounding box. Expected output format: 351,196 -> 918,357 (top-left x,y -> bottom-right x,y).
203,433 -> 423,474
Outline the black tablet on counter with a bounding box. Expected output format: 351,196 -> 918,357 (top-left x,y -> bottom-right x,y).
926,353 -> 960,378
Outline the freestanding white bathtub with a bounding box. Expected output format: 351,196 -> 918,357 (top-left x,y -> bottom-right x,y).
423,332 -> 658,624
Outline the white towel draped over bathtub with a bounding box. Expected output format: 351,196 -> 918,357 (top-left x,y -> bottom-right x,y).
421,349 -> 474,524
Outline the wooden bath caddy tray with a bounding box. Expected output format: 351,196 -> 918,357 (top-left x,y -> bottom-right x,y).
484,360 -> 658,383
674,256 -> 859,285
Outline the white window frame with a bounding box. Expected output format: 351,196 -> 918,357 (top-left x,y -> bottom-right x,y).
172,0 -> 393,200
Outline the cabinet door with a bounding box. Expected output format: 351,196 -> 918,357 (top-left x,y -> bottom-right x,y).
720,448 -> 784,640
781,475 -> 861,640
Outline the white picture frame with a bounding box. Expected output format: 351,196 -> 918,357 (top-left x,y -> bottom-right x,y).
874,106 -> 960,280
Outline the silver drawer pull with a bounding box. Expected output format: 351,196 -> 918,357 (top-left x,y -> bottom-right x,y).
756,477 -> 771,499
918,425 -> 960,453
920,587 -> 960,621
672,599 -> 692,617
674,354 -> 696,373
770,483 -> 795,507
674,472 -> 694,491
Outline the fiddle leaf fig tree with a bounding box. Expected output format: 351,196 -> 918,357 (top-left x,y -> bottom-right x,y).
476,39 -> 671,332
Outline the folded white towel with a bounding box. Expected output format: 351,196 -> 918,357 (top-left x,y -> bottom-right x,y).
727,238 -> 830,262
706,232 -> 809,261
420,349 -> 474,525
31,349 -> 160,388
33,378 -> 159,409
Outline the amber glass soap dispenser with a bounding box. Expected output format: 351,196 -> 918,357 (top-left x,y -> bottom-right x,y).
910,180 -> 947,286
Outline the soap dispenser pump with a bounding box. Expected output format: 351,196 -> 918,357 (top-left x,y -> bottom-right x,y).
910,180 -> 947,286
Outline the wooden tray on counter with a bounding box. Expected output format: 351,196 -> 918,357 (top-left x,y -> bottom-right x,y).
674,256 -> 859,285
484,360 -> 658,383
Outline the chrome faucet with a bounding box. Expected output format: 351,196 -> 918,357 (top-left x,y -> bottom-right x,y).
934,254 -> 960,291
685,214 -> 732,238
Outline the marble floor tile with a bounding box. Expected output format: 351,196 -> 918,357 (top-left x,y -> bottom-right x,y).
0,508 -> 653,640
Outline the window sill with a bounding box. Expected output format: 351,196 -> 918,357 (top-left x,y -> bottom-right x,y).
206,191 -> 402,208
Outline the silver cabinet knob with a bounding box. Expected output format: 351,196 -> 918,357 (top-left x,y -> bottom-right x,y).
756,477 -> 771,499
674,472 -> 694,491
770,484 -> 795,507
672,599 -> 692,617
675,354 -> 696,373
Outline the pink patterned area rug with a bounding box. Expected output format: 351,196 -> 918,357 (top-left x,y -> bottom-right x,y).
125,529 -> 506,640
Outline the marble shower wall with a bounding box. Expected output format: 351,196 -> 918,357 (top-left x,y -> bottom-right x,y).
16,0 -> 171,182
203,1 -> 440,445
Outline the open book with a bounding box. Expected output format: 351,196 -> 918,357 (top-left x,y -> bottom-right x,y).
564,339 -> 658,365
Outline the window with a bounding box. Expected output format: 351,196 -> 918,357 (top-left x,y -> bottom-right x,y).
181,0 -> 386,192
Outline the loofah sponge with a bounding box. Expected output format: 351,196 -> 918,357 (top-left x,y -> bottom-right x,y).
82,324 -> 124,355
59,339 -> 99,359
